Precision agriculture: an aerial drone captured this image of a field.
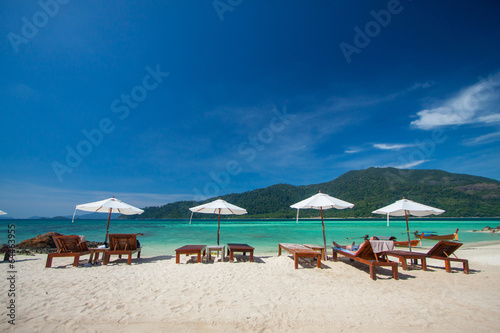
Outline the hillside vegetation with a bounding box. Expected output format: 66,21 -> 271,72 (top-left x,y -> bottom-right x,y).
122,168 -> 500,219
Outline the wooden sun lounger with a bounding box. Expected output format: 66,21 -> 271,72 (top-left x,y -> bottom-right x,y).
46,235 -> 92,268
331,241 -> 399,280
103,234 -> 141,265
386,240 -> 469,274
279,243 -> 322,269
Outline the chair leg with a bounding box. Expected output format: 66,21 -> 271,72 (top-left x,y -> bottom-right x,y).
103,254 -> 109,265
463,261 -> 470,274
445,260 -> 451,273
369,266 -> 376,280
46,254 -> 53,268
393,265 -> 399,280
127,254 -> 132,265
73,256 -> 80,267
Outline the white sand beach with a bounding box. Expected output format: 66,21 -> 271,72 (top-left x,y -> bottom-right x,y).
2,243 -> 500,332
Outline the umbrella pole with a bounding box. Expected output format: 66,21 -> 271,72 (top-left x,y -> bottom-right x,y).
387,213 -> 389,227
321,207 -> 326,261
104,209 -> 112,246
217,209 -> 221,246
405,210 -> 412,252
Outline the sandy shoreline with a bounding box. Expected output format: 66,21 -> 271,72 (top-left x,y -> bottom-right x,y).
2,242 -> 500,332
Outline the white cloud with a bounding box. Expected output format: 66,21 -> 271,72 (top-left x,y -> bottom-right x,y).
392,160 -> 429,169
462,131 -> 500,146
411,71 -> 500,130
345,149 -> 361,154
373,143 -> 415,150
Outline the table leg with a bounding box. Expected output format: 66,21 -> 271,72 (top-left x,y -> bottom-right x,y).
421,257 -> 427,271
401,258 -> 408,270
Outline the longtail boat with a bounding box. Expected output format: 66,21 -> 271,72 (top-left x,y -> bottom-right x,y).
394,239 -> 421,247
393,233 -> 423,247
414,228 -> 459,241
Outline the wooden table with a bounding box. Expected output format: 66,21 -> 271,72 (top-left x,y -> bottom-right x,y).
227,243 -> 254,262
175,245 -> 206,264
279,243 -> 322,269
384,250 -> 428,271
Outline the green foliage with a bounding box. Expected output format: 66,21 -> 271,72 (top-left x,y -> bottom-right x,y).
122,167 -> 500,219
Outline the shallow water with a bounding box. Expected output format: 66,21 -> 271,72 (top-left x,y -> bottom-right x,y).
2,218 -> 499,256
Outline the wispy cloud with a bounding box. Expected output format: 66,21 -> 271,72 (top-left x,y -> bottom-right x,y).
373,143 -> 415,150
462,131 -> 500,146
391,160 -> 429,169
411,71 -> 500,130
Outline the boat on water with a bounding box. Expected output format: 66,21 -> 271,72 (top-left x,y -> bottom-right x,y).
394,239 -> 421,247
413,228 -> 459,241
362,235 -> 420,247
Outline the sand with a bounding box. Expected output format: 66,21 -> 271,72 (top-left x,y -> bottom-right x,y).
2,243 -> 500,332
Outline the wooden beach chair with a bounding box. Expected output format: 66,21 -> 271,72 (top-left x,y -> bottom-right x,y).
279,243 -> 322,269
331,241 -> 399,280
385,240 -> 469,274
46,235 -> 92,268
103,234 -> 141,265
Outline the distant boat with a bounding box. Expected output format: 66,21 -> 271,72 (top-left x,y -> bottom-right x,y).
414,228 -> 459,241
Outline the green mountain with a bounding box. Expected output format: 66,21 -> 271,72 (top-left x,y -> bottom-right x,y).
122,168 -> 500,219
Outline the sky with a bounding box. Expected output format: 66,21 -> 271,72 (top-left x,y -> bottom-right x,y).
1,0 -> 500,218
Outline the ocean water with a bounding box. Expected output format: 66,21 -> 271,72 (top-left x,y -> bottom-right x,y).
2,218 -> 499,256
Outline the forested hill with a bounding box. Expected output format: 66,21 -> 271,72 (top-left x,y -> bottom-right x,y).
122,168 -> 500,219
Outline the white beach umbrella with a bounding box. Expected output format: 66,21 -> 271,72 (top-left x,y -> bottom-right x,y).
189,198 -> 247,245
372,198 -> 445,251
73,197 -> 144,244
291,191 -> 354,259
0,210 -> 7,215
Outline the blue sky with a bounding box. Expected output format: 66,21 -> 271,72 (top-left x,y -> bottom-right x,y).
1,0 -> 499,218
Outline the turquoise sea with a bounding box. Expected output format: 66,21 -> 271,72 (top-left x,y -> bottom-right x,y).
2,218 -> 499,256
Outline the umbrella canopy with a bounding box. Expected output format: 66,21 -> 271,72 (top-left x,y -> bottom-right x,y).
73,197 -> 144,244
0,210 -> 7,215
189,198 -> 247,245
372,198 -> 445,251
291,191 -> 354,259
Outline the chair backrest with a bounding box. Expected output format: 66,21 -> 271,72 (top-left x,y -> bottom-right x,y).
427,240 -> 462,257
355,241 -> 377,260
52,235 -> 89,253
108,234 -> 138,251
